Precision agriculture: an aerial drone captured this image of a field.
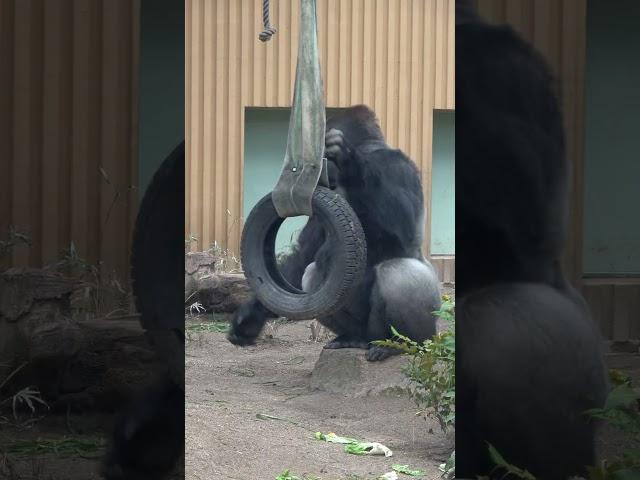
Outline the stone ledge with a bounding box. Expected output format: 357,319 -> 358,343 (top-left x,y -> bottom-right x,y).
310,348 -> 412,397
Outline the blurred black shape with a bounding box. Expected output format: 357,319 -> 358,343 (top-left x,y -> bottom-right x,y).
455,1 -> 609,478
102,142 -> 185,479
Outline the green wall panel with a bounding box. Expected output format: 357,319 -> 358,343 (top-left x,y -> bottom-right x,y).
138,0 -> 185,198
244,109 -> 308,253
431,110 -> 455,255
584,0 -> 640,274
244,108 -> 456,256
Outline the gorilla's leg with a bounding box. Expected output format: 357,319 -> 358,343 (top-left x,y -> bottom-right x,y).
366,258 -> 441,361
302,261 -> 371,349
321,318 -> 370,350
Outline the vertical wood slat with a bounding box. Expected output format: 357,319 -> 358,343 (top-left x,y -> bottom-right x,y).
583,283 -> 615,339
1,0 -> 139,282
583,280 -> 640,341
474,0 -> 587,285
186,0 -> 455,258
185,0 -> 192,236
12,0 -> 44,267
430,255 -> 455,284
0,0 -> 14,259
612,285 -> 639,342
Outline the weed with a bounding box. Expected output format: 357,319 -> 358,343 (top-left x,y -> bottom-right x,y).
373,296 -> 455,433
186,322 -> 230,333
209,241 -> 242,273
0,436 -> 105,459
0,227 -> 31,264
45,241 -> 133,319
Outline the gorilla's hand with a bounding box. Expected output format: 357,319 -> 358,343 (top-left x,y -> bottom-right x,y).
325,128 -> 353,167
227,298 -> 269,346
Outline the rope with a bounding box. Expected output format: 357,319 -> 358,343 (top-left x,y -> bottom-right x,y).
258,0 -> 277,42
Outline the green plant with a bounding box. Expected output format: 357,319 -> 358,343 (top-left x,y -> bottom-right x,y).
185,234 -> 199,252
481,371 -> 640,480
209,240 -> 241,273
373,296 -> 455,433
439,450 -> 455,479
585,372 -> 640,479
478,444 -> 536,480
45,241 -> 133,318
186,322 -> 230,333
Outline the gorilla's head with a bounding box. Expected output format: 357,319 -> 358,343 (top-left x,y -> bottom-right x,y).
326,105 -> 384,147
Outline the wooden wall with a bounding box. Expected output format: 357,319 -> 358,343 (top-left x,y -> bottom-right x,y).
185,0 -> 455,258
473,0 -> 587,286
583,278 -> 640,343
0,0 -> 140,281
474,0 -> 639,342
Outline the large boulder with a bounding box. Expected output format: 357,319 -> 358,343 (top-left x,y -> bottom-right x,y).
310,348 -> 412,397
185,251 -> 251,313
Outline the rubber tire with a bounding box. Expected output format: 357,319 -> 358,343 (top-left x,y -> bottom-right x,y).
241,186 -> 367,320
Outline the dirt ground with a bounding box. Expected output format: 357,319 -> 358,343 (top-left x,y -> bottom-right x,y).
0,305 -> 635,479
185,317 -> 454,480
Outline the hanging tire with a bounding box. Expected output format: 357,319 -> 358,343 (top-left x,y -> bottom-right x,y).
241,186 -> 367,320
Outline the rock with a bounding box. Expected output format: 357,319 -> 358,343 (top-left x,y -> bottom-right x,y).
185,251 -> 217,276
195,273 -> 252,313
185,251 -> 251,312
0,267 -> 166,412
0,268 -> 84,397
310,348 -> 412,397
0,267 -> 78,321
17,302 -> 82,363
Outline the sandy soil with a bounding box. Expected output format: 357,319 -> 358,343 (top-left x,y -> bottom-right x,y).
185,317 -> 454,480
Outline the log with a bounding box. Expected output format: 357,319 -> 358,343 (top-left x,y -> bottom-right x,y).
0,268 -> 165,412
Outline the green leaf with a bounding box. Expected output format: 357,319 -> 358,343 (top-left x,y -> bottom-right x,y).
344,443 -> 369,455
275,470 -> 301,480
392,464 -> 425,476
487,443 -> 536,480
604,384 -> 640,410
313,432 -> 358,444
611,468 -> 640,480
487,443 -> 508,466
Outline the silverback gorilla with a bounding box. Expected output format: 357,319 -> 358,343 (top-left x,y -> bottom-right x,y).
456,2 -> 609,479
228,105 -> 441,361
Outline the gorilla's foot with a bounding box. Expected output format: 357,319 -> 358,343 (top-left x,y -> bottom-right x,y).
323,335 -> 369,350
227,330 -> 258,347
366,345 -> 402,362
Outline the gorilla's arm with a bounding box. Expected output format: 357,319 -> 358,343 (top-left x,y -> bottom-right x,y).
228,214 -> 326,346
277,216 -> 327,289
326,128 -> 424,261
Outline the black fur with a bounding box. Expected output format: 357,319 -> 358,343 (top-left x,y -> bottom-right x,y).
229,105 -> 440,361
103,142 -> 185,479
456,3 -> 609,478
